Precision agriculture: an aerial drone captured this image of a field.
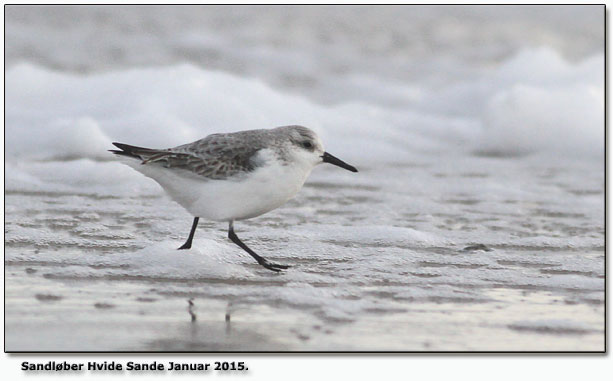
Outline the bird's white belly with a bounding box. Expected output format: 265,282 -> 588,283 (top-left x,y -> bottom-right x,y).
130,157 -> 311,222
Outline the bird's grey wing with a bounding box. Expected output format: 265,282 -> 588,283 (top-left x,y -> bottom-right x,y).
140,133 -> 265,180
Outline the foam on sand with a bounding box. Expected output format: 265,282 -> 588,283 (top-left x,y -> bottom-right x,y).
5,47 -> 603,172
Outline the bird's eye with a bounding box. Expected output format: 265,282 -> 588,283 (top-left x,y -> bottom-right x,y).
302,141 -> 313,149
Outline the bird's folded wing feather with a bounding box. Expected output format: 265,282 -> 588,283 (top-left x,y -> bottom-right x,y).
140,134 -> 264,180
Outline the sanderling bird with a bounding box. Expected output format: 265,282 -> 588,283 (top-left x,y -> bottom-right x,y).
110,125 -> 358,272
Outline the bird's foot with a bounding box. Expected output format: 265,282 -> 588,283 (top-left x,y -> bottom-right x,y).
258,259 -> 290,272
177,243 -> 192,250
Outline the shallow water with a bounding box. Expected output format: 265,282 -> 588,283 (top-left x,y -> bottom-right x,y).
4,5 -> 604,351
5,157 -> 604,351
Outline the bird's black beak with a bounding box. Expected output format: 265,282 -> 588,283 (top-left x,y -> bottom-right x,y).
321,152 -> 358,173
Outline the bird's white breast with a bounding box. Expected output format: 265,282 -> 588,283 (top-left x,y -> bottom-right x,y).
126,149 -> 313,222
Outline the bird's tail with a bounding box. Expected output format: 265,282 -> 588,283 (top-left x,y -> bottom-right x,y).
109,142 -> 157,160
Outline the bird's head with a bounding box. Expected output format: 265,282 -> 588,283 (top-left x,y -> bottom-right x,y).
276,125 -> 358,173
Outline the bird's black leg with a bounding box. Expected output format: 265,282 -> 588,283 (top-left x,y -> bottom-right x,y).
178,217 -> 199,250
227,221 -> 289,272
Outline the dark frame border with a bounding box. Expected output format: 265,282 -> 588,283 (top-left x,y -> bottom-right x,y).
3,2 -> 607,355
